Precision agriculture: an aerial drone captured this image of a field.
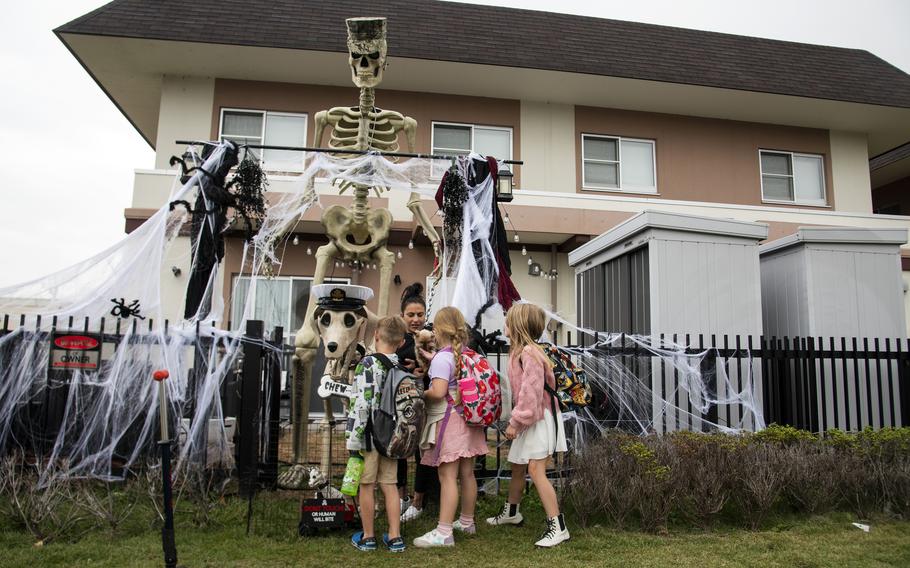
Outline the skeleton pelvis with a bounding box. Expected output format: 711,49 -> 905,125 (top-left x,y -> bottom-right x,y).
322,205 -> 392,255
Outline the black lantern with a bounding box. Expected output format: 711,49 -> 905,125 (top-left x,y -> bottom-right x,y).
496,166 -> 514,202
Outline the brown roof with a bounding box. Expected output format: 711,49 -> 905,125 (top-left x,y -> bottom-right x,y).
56,0 -> 910,109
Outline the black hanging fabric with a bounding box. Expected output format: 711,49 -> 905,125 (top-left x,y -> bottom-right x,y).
183,143 -> 239,319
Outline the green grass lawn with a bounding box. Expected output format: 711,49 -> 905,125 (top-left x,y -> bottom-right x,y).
3,490 -> 909,568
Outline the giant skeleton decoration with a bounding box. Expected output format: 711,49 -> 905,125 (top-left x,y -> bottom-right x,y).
286,17 -> 441,475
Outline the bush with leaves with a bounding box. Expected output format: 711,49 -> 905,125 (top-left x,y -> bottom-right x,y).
783,441 -> 841,514
671,431 -> 738,528
732,442 -> 789,529
633,436 -> 681,533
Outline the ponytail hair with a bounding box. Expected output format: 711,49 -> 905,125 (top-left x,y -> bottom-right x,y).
400,282 -> 426,314
433,306 -> 469,379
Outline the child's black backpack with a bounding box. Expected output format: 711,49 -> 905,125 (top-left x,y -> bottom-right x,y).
365,354 -> 426,459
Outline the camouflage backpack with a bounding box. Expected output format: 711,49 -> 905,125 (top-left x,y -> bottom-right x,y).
538,342 -> 593,411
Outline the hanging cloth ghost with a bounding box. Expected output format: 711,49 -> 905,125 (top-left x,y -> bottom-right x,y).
437,154 -> 521,328
182,142 -> 239,319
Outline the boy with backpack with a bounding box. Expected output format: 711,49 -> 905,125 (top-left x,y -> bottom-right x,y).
347,315 -> 421,553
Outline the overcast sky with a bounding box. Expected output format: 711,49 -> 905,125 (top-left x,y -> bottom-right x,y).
0,0 -> 908,288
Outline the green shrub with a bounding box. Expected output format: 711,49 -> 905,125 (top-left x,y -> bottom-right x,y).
750,423 -> 818,445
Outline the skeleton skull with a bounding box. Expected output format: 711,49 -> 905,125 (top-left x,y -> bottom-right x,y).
346,17 -> 387,89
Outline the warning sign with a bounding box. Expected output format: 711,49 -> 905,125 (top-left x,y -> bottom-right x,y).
300,498 -> 346,529
50,333 -> 102,372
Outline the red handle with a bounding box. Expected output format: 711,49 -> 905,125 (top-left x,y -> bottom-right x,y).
153,370 -> 170,381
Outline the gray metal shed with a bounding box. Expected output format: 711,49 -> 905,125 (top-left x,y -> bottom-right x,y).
569,211 -> 768,433
759,227 -> 908,430
569,210 -> 768,339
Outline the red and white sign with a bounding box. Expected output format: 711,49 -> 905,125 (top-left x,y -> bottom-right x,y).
50,332 -> 102,372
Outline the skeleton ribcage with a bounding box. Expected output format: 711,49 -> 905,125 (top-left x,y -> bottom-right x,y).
327,109 -> 402,154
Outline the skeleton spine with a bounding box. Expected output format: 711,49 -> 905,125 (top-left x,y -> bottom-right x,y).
352,185 -> 369,224
359,87 -> 374,117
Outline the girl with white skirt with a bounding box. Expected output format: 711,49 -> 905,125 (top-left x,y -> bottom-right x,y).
487,303 -> 569,548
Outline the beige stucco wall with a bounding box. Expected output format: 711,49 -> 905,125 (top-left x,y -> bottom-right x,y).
519,101 -> 576,192
574,106 -> 834,207
154,75 -> 215,170
160,236 -> 192,324
830,130 -> 873,214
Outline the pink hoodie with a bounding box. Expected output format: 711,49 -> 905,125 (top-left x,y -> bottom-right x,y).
507,345 -> 557,433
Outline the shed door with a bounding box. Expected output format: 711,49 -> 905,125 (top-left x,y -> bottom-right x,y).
576,246 -> 650,343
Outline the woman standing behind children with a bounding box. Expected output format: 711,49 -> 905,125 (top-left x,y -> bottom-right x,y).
396,283 -> 438,522
487,303 -> 569,548
413,307 -> 488,548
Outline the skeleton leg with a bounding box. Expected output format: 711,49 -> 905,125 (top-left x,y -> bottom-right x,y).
373,246 -> 396,317
291,242 -> 339,463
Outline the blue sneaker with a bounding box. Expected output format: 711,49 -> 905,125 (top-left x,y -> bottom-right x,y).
383,533 -> 406,553
351,531 -> 377,551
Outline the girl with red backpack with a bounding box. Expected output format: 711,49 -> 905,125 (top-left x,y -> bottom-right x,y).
413,307 -> 489,548
487,303 -> 569,548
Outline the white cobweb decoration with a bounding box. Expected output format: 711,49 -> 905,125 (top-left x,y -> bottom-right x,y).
0,141 -> 764,487
0,142 -> 448,485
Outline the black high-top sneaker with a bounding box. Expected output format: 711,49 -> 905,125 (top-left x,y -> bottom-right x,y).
535,513 -> 570,547
485,502 -> 523,526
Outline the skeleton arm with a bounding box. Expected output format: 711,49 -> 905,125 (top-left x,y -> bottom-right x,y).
313,110 -> 330,147
400,116 -> 442,260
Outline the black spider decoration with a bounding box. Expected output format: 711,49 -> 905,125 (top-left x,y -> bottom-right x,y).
110,298 -> 146,320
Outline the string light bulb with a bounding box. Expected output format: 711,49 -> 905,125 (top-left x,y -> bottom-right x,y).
504,213 -> 510,224
397,250 -> 403,259
306,245 -> 312,256
528,257 -> 533,266
408,240 -> 414,250
513,234 -> 519,243
521,245 -> 527,256
292,235 -> 299,246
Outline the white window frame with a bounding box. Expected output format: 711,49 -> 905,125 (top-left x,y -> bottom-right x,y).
230,275 -> 350,335
581,134 -> 657,194
759,149 -> 827,206
430,121 -> 513,177
218,108 -> 308,171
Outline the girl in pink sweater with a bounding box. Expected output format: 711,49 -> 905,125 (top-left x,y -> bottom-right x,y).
487,303 -> 569,548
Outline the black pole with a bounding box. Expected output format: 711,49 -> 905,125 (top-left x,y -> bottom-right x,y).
174,139 -> 523,165
160,439 -> 177,568
153,369 -> 177,568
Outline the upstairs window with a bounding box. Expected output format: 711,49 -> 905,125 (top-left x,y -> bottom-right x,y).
582,134 -> 656,193
760,150 -> 826,206
431,122 -> 512,177
219,109 -> 307,172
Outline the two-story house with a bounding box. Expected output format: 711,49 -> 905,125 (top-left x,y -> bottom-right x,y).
55,0 -> 910,337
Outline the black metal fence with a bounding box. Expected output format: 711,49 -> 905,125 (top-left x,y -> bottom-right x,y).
571,331 -> 909,434
3,313 -> 909,488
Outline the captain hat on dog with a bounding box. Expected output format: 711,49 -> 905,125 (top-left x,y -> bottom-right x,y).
312,284 -> 374,310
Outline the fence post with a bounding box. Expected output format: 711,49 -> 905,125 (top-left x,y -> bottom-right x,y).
901,339 -> 910,428
259,326 -> 283,489
237,320 -> 264,497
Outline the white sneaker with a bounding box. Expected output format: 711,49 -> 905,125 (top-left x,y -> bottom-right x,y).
400,504 -> 423,523
413,528 -> 455,548
452,519 -> 476,534
486,502 -> 523,526
534,515 -> 570,548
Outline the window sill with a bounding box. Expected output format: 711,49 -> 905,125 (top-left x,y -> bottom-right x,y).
580,186 -> 659,197
761,199 -> 830,208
